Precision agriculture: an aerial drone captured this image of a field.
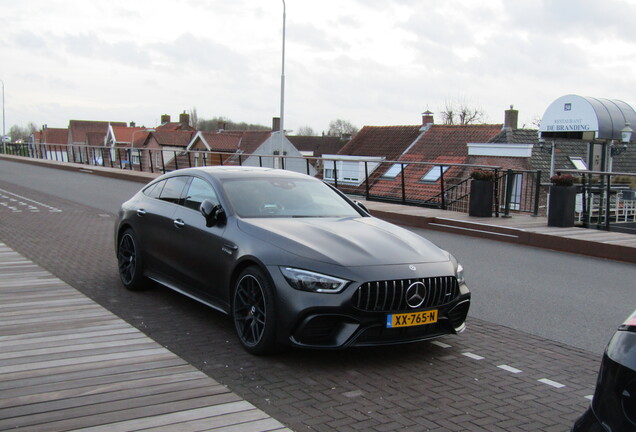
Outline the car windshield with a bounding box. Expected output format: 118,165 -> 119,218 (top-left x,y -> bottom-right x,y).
221,177 -> 361,218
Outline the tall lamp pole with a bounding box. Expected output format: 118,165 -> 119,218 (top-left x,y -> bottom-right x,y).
1,79 -> 5,154
279,0 -> 286,168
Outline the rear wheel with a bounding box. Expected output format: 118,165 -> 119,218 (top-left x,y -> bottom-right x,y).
232,266 -> 278,355
117,229 -> 147,290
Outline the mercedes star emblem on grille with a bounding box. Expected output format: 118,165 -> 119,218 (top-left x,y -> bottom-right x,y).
405,281 -> 426,308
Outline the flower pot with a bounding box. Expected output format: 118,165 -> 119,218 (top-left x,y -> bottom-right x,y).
469,179 -> 494,217
548,185 -> 576,227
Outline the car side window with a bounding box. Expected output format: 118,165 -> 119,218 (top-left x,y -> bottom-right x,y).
159,176 -> 189,205
183,177 -> 219,211
143,180 -> 165,199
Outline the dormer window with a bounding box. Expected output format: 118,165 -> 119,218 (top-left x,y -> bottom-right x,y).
382,163 -> 407,179
420,165 -> 449,183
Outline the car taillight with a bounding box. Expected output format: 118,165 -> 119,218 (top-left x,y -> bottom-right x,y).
619,309 -> 636,332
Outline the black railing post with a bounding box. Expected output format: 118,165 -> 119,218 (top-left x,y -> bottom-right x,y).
493,168 -> 500,217
149,150 -> 154,173
160,151 -> 166,174
174,151 -> 179,170
138,149 -> 143,172
259,156 -> 263,167
439,165 -> 446,209
533,170 -> 542,216
400,163 -> 406,204
187,151 -> 192,168
581,173 -> 588,227
333,160 -> 338,189
238,154 -> 242,166
364,161 -> 370,200
503,169 -> 514,217
605,174 -> 612,231
306,158 -> 310,175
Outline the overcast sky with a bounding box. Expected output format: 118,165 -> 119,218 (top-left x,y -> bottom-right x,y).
2,0 -> 636,134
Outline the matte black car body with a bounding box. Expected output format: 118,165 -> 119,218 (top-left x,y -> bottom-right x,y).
572,309 -> 636,432
115,166 -> 470,354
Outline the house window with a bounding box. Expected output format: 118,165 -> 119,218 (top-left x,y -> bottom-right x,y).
324,168 -> 335,180
569,157 -> 588,170
382,163 -> 407,179
420,165 -> 449,183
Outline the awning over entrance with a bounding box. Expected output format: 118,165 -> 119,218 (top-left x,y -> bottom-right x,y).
539,94 -> 636,141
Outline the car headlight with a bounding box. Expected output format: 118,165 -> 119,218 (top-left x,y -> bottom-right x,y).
280,267 -> 349,293
455,263 -> 465,285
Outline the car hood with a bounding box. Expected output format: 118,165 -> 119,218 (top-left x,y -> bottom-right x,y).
237,216 -> 449,267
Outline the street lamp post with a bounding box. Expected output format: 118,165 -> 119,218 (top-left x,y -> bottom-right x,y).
1,79 -> 5,154
279,0 -> 286,169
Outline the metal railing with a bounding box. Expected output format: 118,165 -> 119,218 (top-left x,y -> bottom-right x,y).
559,169 -> 636,232
3,142 -> 544,216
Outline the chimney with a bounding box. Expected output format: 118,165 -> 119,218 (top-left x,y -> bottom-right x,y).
272,117 -> 281,132
217,121 -> 226,132
504,105 -> 518,130
161,114 -> 171,124
180,111 -> 190,127
130,121 -> 136,128
422,110 -> 434,126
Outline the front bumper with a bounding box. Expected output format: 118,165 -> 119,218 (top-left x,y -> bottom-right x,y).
268,264 -> 470,349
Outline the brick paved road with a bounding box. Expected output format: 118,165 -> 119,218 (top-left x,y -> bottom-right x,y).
0,180 -> 599,431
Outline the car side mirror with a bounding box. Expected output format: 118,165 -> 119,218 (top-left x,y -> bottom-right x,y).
354,200 -> 370,215
200,199 -> 226,227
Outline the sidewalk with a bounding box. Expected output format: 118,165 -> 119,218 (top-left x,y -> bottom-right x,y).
360,199 -> 636,265
0,242 -> 291,432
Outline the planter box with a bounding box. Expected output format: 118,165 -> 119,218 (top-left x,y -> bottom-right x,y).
548,185 -> 576,227
469,179 -> 494,217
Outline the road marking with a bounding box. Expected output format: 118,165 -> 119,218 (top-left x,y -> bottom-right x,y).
0,188 -> 62,213
431,341 -> 452,348
462,352 -> 484,360
538,378 -> 565,389
497,365 -> 522,374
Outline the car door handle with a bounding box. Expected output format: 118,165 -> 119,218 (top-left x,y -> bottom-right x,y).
136,209 -> 147,217
173,219 -> 185,228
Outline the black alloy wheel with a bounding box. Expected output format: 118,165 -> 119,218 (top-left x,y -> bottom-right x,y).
232,267 -> 278,355
117,229 -> 146,291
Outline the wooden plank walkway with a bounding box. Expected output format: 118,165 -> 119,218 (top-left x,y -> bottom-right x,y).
0,243 -> 291,432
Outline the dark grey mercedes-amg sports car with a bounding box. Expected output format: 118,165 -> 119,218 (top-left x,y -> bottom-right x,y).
115,166 -> 470,354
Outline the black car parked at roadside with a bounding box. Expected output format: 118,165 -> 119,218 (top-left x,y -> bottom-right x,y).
572,309 -> 636,431
115,167 -> 470,354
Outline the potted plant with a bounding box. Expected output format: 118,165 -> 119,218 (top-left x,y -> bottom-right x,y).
548,173 -> 577,227
469,169 -> 495,217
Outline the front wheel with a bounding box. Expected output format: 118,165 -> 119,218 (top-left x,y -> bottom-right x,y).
117,229 -> 147,291
232,266 -> 279,355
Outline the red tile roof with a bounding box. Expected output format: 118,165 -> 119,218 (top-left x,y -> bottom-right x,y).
68,120 -> 126,144
86,132 -> 106,147
40,127 -> 69,145
112,126 -> 148,144
368,124 -> 503,201
155,122 -> 195,132
150,130 -> 196,147
337,125 -> 423,160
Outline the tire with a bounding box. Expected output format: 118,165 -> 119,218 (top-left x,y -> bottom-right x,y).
232,266 -> 279,355
117,228 -> 147,291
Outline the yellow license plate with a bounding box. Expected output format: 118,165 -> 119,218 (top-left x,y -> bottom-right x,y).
386,310 -> 438,328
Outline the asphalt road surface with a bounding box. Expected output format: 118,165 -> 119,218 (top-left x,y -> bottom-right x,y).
1,158 -> 634,431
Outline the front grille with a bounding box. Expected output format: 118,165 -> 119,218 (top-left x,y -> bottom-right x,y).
352,276 -> 459,312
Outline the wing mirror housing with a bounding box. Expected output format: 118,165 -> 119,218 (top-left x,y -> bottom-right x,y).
200,199 -> 226,227
354,200 -> 370,215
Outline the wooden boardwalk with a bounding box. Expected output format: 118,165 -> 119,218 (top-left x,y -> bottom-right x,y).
0,243 -> 290,432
